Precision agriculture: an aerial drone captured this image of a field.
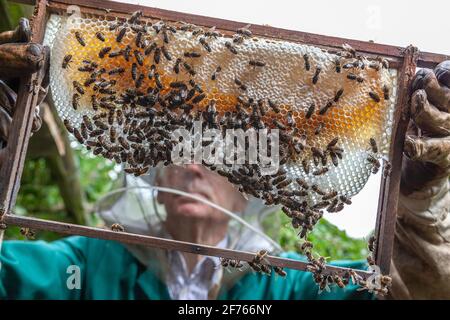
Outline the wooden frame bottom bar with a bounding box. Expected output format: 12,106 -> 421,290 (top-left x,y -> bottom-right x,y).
3,214 -> 371,279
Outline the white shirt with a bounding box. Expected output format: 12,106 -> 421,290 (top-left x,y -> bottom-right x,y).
166,237 -> 227,300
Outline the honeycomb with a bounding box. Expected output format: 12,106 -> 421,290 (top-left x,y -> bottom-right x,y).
43,12 -> 398,230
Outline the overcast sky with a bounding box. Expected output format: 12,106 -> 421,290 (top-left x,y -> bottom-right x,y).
111,0 -> 448,238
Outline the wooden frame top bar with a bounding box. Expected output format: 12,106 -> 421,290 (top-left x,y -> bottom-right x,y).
12,0 -> 450,68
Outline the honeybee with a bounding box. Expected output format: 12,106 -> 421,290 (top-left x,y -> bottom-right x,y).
95,31 -> 105,42
155,73 -> 163,89
383,160 -> 392,178
369,91 -> 380,103
134,50 -> 144,66
108,49 -> 123,58
267,99 -> 280,113
116,27 -> 127,42
162,28 -> 170,44
334,275 -> 345,288
248,261 -> 262,273
300,240 -> 313,252
144,42 -> 157,56
220,257 -> 230,268
135,73 -> 145,88
161,46 -> 172,61
272,119 -> 286,130
170,58 -> 182,75
20,227 -> 36,240
314,123 -> 324,135
346,73 -> 364,82
192,93 -> 206,104
111,223 -> 125,232
312,184 -> 325,195
368,235 -> 376,252
273,266 -> 287,277
319,101 -> 333,115
199,37 -> 212,52
82,115 -> 93,131
73,128 -> 84,144
342,43 -> 356,57
303,53 -> 310,71
377,56 -> 389,69
249,60 -> 265,67
327,137 -> 339,150
305,103 -> 315,119
74,31 -> 86,46
334,88 -> 344,102
333,202 -> 344,212
335,58 -> 341,73
383,85 -> 390,100
211,66 -> 222,81
63,119 -> 74,133
94,120 -> 109,131
253,249 -> 268,264
129,10 -> 143,24
80,123 -> 88,139
327,198 -> 338,212
369,138 -> 378,153
72,93 -> 80,110
234,78 -> 247,91
225,41 -> 238,54
130,63 -> 138,80
322,190 -> 337,201
295,178 -> 309,190
313,201 -> 330,209
108,21 -> 121,31
236,24 -> 252,37
302,159 -> 310,174
108,67 -> 125,76
260,264 -> 272,275
312,67 -> 321,84
329,152 -> 339,167
366,156 -> 380,174
184,51 -> 201,58
152,47 -> 161,64
183,62 -> 196,76
339,195 -> 352,205
229,259 -> 244,269
62,54 -> 72,69
98,47 -> 111,59
276,179 -> 292,189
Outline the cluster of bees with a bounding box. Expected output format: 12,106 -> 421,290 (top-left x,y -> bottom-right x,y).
56,10 -> 392,294
220,249 -> 287,277
300,239 -> 391,295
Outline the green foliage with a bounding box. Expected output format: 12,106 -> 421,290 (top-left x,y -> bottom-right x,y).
74,143 -> 119,204
7,145 -> 119,241
262,211 -> 369,261
0,0 -> 28,31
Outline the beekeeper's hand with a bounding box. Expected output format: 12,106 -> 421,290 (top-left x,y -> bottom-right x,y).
401,60 -> 450,195
0,18 -> 49,152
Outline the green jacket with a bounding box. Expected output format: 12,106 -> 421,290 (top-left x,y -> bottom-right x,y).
0,236 -> 372,300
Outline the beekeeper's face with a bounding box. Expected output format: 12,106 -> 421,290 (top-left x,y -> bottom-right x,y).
156,165 -> 247,221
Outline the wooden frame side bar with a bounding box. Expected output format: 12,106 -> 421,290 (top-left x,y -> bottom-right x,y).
374,46 -> 419,274
0,0 -> 48,218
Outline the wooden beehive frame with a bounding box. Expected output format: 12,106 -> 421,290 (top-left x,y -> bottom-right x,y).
1,0 -> 449,281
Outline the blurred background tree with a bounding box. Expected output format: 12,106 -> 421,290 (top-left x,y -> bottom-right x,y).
0,0 -> 369,260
